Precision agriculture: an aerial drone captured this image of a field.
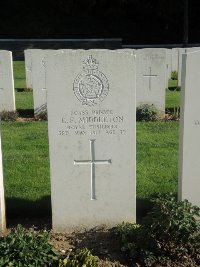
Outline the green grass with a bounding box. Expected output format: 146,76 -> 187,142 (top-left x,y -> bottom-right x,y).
1,121 -> 50,217
168,79 -> 178,88
15,91 -> 34,110
13,61 -> 26,89
1,120 -> 179,218
137,121 -> 179,215
13,61 -> 34,110
166,90 -> 180,108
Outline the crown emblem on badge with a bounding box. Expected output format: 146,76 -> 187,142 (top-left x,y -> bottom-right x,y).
83,55 -> 99,71
73,55 -> 109,106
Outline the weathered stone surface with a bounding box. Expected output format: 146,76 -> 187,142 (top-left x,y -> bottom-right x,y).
179,50 -> 200,206
46,50 -> 136,232
24,49 -> 33,89
0,51 -> 15,112
136,48 -> 166,113
27,49 -> 52,116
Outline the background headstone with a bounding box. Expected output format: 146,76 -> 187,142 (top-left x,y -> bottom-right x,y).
178,48 -> 186,87
0,51 -> 15,112
46,50 -> 136,232
178,47 -> 200,87
165,49 -> 172,88
28,49 -> 51,116
171,48 -> 179,73
179,50 -> 200,206
0,129 -> 6,232
24,49 -> 33,89
136,48 -> 166,113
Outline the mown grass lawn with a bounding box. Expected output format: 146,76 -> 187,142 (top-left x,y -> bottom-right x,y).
1,121 -> 51,217
13,61 -> 34,110
168,79 -> 178,88
13,61 -> 26,89
165,90 -> 180,108
137,121 -> 179,215
15,92 -> 34,110
1,120 -> 179,218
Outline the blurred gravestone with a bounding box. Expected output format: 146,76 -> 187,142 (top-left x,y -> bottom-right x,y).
0,51 -> 15,112
136,48 -> 166,114
179,50 -> 200,206
24,50 -> 33,90
25,49 -> 52,117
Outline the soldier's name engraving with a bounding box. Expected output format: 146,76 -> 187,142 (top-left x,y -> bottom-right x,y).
58,108 -> 127,136
62,116 -> 123,124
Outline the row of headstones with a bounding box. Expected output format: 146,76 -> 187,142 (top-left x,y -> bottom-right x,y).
25,47 -> 200,117
0,49 -> 199,233
0,48 -> 166,115
25,48 -> 168,116
0,47 -> 199,115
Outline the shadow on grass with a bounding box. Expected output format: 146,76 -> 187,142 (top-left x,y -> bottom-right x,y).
17,109 -> 34,118
6,196 -> 52,229
137,192 -> 178,222
15,88 -> 27,92
137,197 -> 153,221
69,227 -> 130,265
5,193 -> 178,230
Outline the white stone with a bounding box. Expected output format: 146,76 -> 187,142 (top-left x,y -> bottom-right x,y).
171,48 -> 179,73
136,48 -> 166,113
179,50 -> 200,206
24,50 -> 33,89
178,47 -> 200,87
165,49 -> 172,88
0,129 -> 6,232
27,49 -> 52,116
46,50 -> 136,232
177,48 -> 186,87
0,51 -> 15,112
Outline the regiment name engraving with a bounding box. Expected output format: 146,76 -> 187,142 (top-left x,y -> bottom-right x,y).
58,108 -> 126,136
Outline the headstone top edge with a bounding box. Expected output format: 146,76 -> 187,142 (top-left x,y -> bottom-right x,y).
44,49 -> 137,58
185,50 -> 200,55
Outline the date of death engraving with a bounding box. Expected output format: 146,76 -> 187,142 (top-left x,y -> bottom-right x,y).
58,108 -> 127,136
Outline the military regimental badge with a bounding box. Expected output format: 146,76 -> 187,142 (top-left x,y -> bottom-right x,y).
73,55 -> 109,106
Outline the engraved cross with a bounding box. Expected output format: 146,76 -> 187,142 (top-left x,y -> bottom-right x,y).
74,139 -> 111,200
143,67 -> 158,91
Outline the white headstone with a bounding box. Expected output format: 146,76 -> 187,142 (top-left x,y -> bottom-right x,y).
46,50 -> 136,232
0,129 -> 6,232
136,48 -> 166,113
179,50 -> 200,206
24,50 -> 33,89
166,49 -> 172,88
171,48 -> 179,73
178,47 -> 200,87
177,48 -> 186,87
0,51 -> 15,112
27,49 -> 51,116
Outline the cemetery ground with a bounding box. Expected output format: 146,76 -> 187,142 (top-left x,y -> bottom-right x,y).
0,61 -> 187,266
1,121 -> 179,267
